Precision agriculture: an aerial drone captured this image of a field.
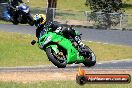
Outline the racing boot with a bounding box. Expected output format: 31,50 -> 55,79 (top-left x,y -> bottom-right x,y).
74,35 -> 85,53
74,36 -> 90,57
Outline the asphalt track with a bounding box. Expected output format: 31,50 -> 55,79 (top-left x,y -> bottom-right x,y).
0,59 -> 132,72
0,24 -> 132,72
0,24 -> 132,46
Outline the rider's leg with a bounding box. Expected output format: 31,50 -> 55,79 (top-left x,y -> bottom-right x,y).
74,35 -> 85,47
62,27 -> 85,47
31,29 -> 41,45
36,29 -> 42,39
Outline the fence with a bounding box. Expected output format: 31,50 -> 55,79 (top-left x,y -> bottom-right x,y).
31,8 -> 87,24
48,9 -> 132,30
32,8 -> 132,30
84,11 -> 132,30
46,8 -> 94,27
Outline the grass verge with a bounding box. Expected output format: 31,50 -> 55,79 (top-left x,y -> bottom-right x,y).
22,0 -> 132,13
0,31 -> 50,67
0,31 -> 132,67
0,20 -> 11,24
0,81 -> 131,88
22,0 -> 89,11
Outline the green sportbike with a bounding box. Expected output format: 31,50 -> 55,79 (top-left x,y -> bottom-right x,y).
33,27 -> 96,68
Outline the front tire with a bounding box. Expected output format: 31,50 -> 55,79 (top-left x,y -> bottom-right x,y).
82,46 -> 96,67
83,54 -> 96,67
11,17 -> 19,25
27,14 -> 34,26
45,48 -> 66,68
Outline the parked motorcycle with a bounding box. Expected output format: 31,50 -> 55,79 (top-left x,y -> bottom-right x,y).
7,3 -> 34,26
32,27 -> 96,68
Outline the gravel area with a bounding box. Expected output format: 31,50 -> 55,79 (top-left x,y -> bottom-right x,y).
0,70 -> 131,83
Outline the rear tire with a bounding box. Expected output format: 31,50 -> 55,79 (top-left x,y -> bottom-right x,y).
45,48 -> 66,68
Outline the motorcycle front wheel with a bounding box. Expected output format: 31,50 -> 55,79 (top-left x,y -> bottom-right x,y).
45,48 -> 66,68
27,14 -> 34,26
82,46 -> 96,67
11,17 -> 19,25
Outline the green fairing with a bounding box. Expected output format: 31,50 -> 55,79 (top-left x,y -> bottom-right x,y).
38,30 -> 85,64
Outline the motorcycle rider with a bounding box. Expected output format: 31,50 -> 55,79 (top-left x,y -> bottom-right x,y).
31,14 -> 85,49
7,0 -> 24,21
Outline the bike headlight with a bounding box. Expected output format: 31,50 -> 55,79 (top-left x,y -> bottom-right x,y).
44,35 -> 52,45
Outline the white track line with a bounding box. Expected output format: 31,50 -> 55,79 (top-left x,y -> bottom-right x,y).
97,58 -> 132,64
82,40 -> 126,46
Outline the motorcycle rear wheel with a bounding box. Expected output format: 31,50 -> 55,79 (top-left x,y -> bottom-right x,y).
45,48 -> 66,68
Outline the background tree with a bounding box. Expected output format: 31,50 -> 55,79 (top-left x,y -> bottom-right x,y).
85,0 -> 123,13
85,0 -> 123,29
47,0 -> 57,8
46,0 -> 57,21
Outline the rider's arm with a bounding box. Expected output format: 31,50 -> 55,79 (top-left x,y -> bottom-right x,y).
46,21 -> 58,30
48,21 -> 62,32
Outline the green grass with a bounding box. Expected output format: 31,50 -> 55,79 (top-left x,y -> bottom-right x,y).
22,0 -> 89,11
123,0 -> 132,14
22,0 -> 132,13
55,10 -> 85,21
0,31 -> 132,67
0,20 -> 11,24
23,0 -> 132,13
87,42 -> 132,61
0,31 -> 50,67
23,0 -> 89,21
0,81 -> 131,88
